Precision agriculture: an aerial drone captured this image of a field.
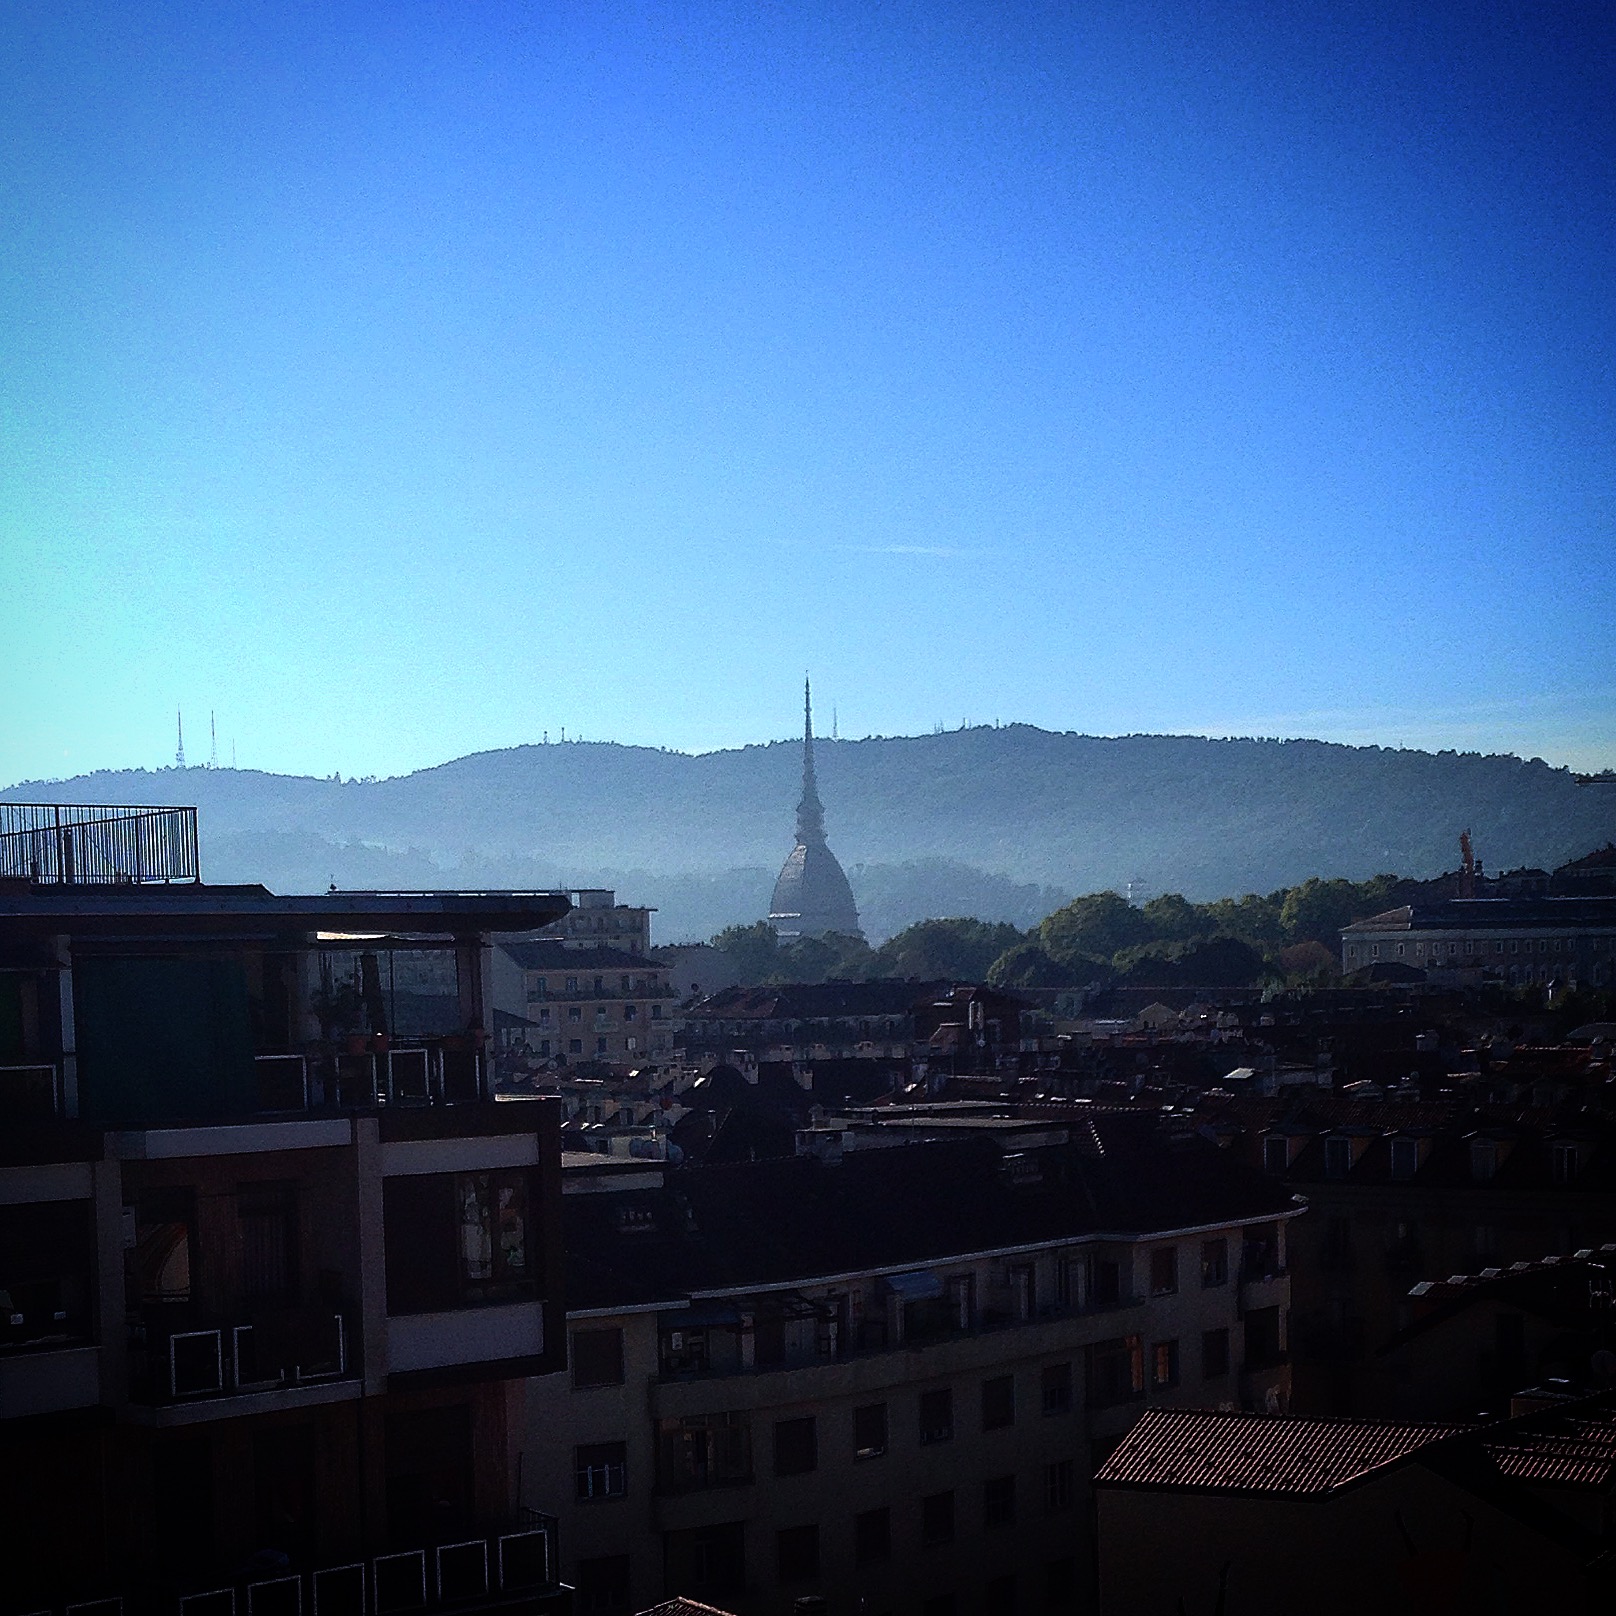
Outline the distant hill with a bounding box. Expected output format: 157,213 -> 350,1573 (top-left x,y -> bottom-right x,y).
6,728 -> 1613,943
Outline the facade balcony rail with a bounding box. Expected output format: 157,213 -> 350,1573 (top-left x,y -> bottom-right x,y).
0,802 -> 200,885
35,1512 -> 563,1616
654,1290 -> 1143,1382
127,1305 -> 354,1404
253,1040 -> 487,1113
0,1060 -> 64,1121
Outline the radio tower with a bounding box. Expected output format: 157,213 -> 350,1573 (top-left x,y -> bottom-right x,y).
175,709 -> 186,769
210,711 -> 218,770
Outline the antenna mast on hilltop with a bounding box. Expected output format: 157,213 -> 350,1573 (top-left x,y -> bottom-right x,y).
175,709 -> 186,769
210,711 -> 218,770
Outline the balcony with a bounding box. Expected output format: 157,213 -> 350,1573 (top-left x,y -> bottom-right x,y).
253,1040 -> 488,1113
0,802 -> 200,885
654,1289 -> 1144,1384
127,1304 -> 355,1411
48,1513 -> 564,1616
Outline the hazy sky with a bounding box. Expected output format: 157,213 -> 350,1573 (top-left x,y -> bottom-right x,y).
4,1 -> 1612,786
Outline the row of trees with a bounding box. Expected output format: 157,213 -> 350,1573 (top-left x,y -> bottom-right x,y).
709,874 -> 1407,991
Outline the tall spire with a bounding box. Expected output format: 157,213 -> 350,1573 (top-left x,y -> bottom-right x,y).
796,676 -> 826,845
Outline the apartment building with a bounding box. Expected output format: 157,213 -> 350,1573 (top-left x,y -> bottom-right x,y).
1340,896 -> 1616,987
526,1130 -> 1300,1615
0,803 -> 572,1616
501,942 -> 681,1063
1195,1088 -> 1616,1415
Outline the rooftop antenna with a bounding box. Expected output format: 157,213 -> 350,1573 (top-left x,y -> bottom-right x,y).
175,708 -> 186,769
231,738 -> 237,770
832,706 -> 839,741
209,711 -> 218,770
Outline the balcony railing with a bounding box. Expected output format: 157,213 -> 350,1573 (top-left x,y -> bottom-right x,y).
129,1307 -> 353,1403
0,802 -> 200,885
35,1513 -> 562,1616
655,1291 -> 1143,1382
253,1042 -> 487,1112
0,1061 -> 63,1121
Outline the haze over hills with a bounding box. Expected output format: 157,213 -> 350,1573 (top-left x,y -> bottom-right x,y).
6,727 -> 1613,944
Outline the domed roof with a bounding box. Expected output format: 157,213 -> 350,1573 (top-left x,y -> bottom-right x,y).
767,680 -> 862,940
770,839 -> 861,939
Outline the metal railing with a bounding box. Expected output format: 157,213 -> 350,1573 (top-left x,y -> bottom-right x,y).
0,803 -> 200,885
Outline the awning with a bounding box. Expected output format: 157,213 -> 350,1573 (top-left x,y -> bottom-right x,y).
881,1269 -> 943,1302
663,1301 -> 744,1329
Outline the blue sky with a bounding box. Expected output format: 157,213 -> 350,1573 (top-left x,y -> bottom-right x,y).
3,0 -> 1612,785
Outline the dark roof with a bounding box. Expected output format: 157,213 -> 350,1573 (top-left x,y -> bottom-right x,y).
0,882 -> 570,937
1343,897 -> 1616,933
1384,1254 -> 1616,1353
502,941 -> 660,970
1094,1407 -> 1468,1497
564,1133 -> 1299,1310
690,979 -> 948,1020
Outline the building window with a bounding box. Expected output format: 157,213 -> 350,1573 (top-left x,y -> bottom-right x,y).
1553,1144 -> 1580,1183
569,1038 -> 583,1054
1262,1136 -> 1288,1174
776,1524 -> 819,1583
983,1474 -> 1016,1529
663,1521 -> 745,1600
981,1375 -> 1015,1431
1086,1337 -> 1144,1407
537,1007 -> 552,1027
1202,1327 -> 1230,1379
568,1006 -> 582,1023
1324,1137 -> 1351,1179
596,1037 -> 608,1054
921,1490 -> 955,1545
854,1506 -> 891,1566
382,1170 -> 532,1314
575,1441 -> 627,1501
575,1555 -> 630,1615
773,1416 -> 818,1477
1088,1256 -> 1123,1306
1041,1362 -> 1072,1415
656,1412 -> 751,1492
572,1327 -> 625,1388
983,1576 -> 1016,1616
1152,1339 -> 1179,1388
853,1402 -> 887,1459
1044,1557 -> 1077,1612
1149,1247 -> 1178,1295
565,977 -> 579,993
919,1387 -> 954,1444
1010,1263 -> 1036,1320
651,1004 -> 663,1019
1390,1138 -> 1420,1180
1471,1141 -> 1498,1182
1044,1458 -> 1075,1512
1201,1238 -> 1228,1287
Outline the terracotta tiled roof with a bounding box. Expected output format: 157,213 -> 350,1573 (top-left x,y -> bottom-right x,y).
1484,1403 -> 1616,1490
1095,1408 -> 1468,1498
635,1601 -> 739,1616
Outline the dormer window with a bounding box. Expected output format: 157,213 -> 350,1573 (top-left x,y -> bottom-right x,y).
1262,1136 -> 1289,1175
1390,1138 -> 1419,1181
1470,1141 -> 1498,1182
1552,1143 -> 1581,1184
1324,1137 -> 1351,1179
